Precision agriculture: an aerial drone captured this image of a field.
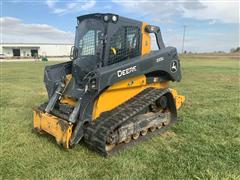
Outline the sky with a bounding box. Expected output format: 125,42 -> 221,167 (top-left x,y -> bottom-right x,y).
1,0 -> 239,53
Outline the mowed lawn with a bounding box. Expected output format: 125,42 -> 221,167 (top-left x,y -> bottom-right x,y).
0,57 -> 239,179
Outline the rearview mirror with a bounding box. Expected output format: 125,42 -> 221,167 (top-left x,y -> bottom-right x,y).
70,46 -> 78,60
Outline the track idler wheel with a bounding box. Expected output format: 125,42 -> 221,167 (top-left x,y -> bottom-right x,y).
132,132 -> 140,140
157,124 -> 162,129
140,129 -> 147,136
156,96 -> 168,109
124,136 -> 131,144
149,126 -> 156,132
106,144 -> 115,152
163,119 -> 170,126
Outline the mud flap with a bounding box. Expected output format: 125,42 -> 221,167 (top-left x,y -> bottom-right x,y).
33,109 -> 73,148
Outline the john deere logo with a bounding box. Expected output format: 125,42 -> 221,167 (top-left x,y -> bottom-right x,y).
170,60 -> 178,73
117,66 -> 137,77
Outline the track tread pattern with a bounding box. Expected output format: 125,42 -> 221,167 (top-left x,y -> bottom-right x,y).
84,88 -> 172,156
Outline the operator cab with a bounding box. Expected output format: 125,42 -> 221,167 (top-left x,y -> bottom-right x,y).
71,13 -> 142,84
71,13 -> 165,85
71,16 -> 105,84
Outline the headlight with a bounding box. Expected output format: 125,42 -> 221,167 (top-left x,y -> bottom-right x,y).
112,15 -> 118,22
103,15 -> 109,22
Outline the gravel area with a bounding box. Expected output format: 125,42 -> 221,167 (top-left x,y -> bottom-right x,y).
0,57 -> 69,62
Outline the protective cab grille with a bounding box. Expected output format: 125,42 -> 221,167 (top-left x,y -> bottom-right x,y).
107,26 -> 140,65
79,29 -> 102,56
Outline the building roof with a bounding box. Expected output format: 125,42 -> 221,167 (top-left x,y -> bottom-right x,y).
2,45 -> 40,48
1,42 -> 73,45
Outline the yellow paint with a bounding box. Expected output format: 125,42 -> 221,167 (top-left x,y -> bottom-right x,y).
33,109 -> 73,148
141,22 -> 151,56
60,96 -> 76,106
60,74 -> 77,106
111,47 -> 117,55
65,74 -> 72,83
171,89 -> 185,110
92,75 -> 169,120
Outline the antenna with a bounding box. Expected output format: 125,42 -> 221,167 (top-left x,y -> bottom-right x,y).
181,25 -> 187,54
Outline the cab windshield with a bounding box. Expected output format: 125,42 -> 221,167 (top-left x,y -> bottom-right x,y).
74,18 -> 105,58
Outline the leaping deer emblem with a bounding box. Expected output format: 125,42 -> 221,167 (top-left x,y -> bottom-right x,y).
171,61 -> 177,72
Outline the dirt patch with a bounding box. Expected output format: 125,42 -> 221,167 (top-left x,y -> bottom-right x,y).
161,131 -> 176,138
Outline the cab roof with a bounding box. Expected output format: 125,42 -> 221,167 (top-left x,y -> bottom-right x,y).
77,13 -> 142,24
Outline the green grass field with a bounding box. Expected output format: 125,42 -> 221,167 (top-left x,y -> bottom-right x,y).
0,57 -> 239,179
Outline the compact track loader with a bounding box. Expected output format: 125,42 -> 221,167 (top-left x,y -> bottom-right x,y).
33,13 -> 185,156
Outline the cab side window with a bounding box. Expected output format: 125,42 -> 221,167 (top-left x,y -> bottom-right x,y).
79,30 -> 102,56
107,26 -> 140,65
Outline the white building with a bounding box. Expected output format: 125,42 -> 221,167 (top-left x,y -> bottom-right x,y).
0,43 -> 73,58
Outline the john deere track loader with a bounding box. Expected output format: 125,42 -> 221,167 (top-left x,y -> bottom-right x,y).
33,13 -> 185,156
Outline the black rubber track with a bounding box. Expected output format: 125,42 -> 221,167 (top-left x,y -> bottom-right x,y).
84,88 -> 177,156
